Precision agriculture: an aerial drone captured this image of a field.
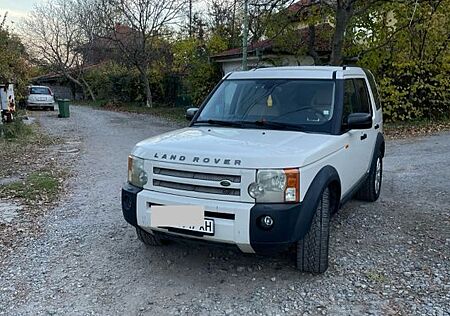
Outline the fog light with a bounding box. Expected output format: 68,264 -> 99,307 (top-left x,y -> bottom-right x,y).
260,215 -> 274,230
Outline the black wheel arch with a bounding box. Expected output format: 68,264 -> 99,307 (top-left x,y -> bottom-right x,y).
376,132 -> 385,158
293,165 -> 341,242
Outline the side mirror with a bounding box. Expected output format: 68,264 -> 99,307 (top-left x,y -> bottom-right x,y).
347,113 -> 372,130
185,107 -> 199,121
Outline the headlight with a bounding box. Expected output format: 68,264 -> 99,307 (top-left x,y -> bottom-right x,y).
128,155 -> 148,188
248,169 -> 299,203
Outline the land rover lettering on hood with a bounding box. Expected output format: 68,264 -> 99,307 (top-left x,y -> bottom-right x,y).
122,66 -> 385,274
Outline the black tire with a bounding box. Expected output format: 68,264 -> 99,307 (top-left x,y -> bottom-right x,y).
355,151 -> 382,202
136,227 -> 169,246
296,187 -> 331,274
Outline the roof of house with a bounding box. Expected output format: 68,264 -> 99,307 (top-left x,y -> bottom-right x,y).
287,0 -> 318,13
211,23 -> 333,60
31,63 -> 106,83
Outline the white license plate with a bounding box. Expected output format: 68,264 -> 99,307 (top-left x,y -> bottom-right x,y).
37,97 -> 46,101
174,219 -> 214,235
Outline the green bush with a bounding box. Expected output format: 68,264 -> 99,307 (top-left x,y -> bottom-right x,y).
85,62 -> 178,105
0,118 -> 33,139
379,62 -> 450,122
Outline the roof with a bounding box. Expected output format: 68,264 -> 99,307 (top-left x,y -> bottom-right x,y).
211,24 -> 333,60
226,66 -> 366,80
31,63 -> 106,82
287,0 -> 318,13
211,39 -> 273,59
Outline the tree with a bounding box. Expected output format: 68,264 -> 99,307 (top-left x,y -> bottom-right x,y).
0,13 -> 30,98
207,0 -> 241,48
354,0 -> 450,121
22,0 -> 96,100
95,0 -> 186,107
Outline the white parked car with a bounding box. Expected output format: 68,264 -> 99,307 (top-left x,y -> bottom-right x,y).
27,85 -> 55,111
122,66 -> 385,273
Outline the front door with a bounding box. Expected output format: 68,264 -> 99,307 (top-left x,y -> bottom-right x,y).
342,78 -> 375,187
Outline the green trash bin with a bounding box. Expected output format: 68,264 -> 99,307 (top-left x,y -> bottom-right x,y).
57,99 -> 70,118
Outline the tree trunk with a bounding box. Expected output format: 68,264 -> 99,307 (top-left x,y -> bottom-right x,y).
138,66 -> 153,108
308,24 -> 321,65
330,4 -> 352,66
81,77 -> 96,101
64,72 -> 88,100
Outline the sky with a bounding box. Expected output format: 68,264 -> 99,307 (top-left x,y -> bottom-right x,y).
0,0 -> 37,28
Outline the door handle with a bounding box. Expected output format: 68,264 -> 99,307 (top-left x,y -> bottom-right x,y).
361,133 -> 367,140
374,124 -> 380,130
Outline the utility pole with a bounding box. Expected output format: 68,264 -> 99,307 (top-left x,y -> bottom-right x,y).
242,0 -> 249,70
189,0 -> 192,37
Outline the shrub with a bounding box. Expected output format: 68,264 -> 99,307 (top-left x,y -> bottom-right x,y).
0,118 -> 33,139
378,62 -> 450,122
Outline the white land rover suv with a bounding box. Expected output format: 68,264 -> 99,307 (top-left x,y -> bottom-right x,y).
122,66 -> 385,273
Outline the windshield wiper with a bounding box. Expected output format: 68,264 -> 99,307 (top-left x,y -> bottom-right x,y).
193,119 -> 244,128
246,120 -> 305,131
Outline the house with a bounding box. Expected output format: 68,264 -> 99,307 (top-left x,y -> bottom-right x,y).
211,0 -> 333,74
80,23 -> 136,66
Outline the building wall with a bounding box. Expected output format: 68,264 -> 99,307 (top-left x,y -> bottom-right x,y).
47,84 -> 73,100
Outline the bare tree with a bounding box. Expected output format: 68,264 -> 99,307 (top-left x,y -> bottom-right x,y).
95,0 -> 186,108
207,0 -> 241,47
22,0 -> 96,100
321,0 -> 397,65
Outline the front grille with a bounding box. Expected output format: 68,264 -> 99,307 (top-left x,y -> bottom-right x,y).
153,179 -> 240,196
153,167 -> 241,183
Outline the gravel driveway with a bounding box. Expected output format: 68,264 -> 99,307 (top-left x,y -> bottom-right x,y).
1,106 -> 449,315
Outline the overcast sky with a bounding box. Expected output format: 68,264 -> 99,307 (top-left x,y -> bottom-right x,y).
0,0 -> 37,27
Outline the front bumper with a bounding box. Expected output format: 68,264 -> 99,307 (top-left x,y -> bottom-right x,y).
27,102 -> 54,106
122,184 -> 310,254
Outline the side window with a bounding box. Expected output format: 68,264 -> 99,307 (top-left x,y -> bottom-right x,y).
354,79 -> 372,115
365,70 -> 382,110
342,79 -> 357,124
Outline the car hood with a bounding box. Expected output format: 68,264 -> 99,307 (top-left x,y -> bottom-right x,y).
132,127 -> 343,169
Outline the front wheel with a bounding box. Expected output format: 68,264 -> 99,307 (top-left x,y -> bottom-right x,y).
296,187 -> 331,274
136,227 -> 168,246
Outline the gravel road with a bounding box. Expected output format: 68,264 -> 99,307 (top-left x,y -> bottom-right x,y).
1,106 -> 449,315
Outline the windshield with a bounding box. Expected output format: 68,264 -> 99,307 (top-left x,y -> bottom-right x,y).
30,87 -> 51,95
195,79 -> 336,133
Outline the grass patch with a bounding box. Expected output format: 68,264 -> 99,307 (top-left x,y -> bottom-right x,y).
365,271 -> 388,283
0,170 -> 61,204
74,100 -> 188,124
0,121 -> 60,178
0,116 -> 34,140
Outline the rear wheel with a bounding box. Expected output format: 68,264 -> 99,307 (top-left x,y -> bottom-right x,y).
296,187 -> 331,274
356,151 -> 382,202
136,227 -> 168,246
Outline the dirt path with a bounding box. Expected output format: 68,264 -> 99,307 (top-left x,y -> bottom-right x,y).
1,106 -> 449,315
